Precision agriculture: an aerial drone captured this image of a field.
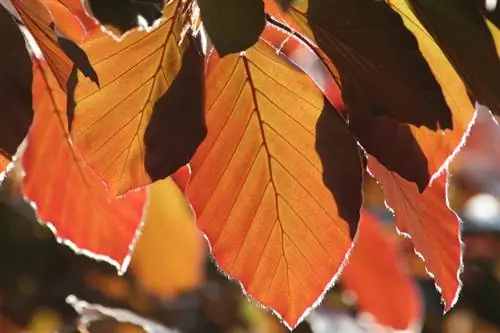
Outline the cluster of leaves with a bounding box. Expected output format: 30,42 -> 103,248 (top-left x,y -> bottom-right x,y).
0,0 -> 499,330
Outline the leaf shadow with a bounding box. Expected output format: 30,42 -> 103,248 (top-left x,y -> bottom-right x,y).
144,40 -> 207,182
315,99 -> 365,239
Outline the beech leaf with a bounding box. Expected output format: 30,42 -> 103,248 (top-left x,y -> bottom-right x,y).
22,59 -> 147,272
188,40 -> 364,327
368,158 -> 463,310
404,0 -> 500,116
68,0 -> 193,196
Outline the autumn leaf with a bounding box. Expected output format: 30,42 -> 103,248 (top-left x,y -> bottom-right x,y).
188,40 -> 364,327
0,4 -> 33,176
68,0 -> 199,196
342,210 -> 421,330
131,177 -> 205,299
403,0 -> 500,116
368,158 -> 462,311
12,0 -> 75,89
280,0 -> 453,130
198,0 -> 266,55
53,0 -> 100,33
40,0 -> 87,42
265,1 -> 475,192
21,59 -> 147,272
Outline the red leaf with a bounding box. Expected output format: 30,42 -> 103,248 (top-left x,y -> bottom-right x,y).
342,210 -> 422,329
21,59 -> 147,271
368,158 -> 462,310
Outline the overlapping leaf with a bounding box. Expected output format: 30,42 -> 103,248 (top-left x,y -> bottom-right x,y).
281,0 -> 453,130
188,40 -> 364,327
342,211 -> 421,330
12,0 -> 76,89
403,0 -> 500,116
0,3 -> 33,177
22,59 -> 147,271
368,158 -> 462,310
68,0 -> 200,196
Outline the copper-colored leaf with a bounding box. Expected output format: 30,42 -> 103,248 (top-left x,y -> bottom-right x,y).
22,59 -> 147,271
41,0 -> 86,42
188,40 -> 364,327
13,0 -> 74,89
0,3 -> 33,176
69,0 -> 193,196
404,0 -> 500,116
284,0 -> 453,130
342,210 -> 421,329
368,158 -> 462,310
131,176 -> 205,299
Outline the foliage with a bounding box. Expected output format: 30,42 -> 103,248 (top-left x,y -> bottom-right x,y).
0,0 -> 499,330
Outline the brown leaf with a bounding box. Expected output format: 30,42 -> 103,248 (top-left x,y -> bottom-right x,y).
284,0 -> 453,130
404,0 -> 500,116
0,4 -> 33,176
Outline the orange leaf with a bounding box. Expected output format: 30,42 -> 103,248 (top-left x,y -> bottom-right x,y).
69,0 -> 197,196
131,177 -> 205,299
368,158 -> 462,310
40,0 -> 87,42
189,41 -> 364,327
13,0 -> 76,90
54,0 -> 99,34
0,3 -> 33,176
342,210 -> 421,330
21,59 -> 147,271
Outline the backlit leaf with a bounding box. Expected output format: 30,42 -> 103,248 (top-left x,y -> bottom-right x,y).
368,158 -> 462,310
0,4 -> 33,176
404,0 -> 500,116
342,210 -> 421,330
40,0 -> 87,42
69,0 -> 195,196
198,0 -> 266,55
188,40 -> 364,327
267,2 -> 475,191
131,177 -> 205,299
283,0 -> 453,130
12,0 -> 75,89
22,59 -> 147,272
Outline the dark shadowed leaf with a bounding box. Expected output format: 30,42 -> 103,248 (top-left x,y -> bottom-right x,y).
86,0 -> 164,37
145,41 -> 206,182
405,0 -> 500,116
264,4 -> 475,192
0,4 -> 33,174
285,0 -> 453,130
198,0 -> 266,55
188,40 -> 364,327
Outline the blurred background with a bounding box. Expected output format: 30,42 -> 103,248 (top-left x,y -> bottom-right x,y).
1,108 -> 500,333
